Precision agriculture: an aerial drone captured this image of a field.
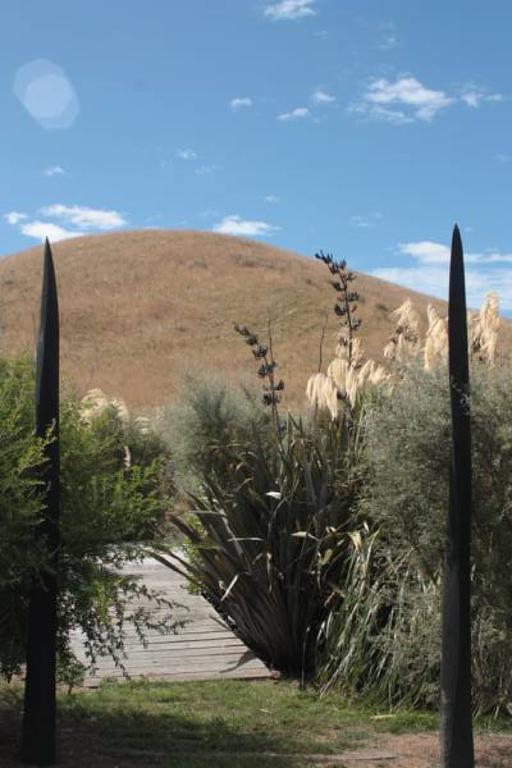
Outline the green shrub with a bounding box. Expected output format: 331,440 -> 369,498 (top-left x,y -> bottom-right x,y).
0,355 -> 48,678
0,354 -> 179,682
318,359 -> 512,714
0,355 -> 47,583
157,372 -> 273,498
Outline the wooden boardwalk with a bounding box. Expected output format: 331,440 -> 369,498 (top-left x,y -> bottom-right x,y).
70,557 -> 270,687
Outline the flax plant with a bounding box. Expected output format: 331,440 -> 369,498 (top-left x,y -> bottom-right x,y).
159,299 -> 366,677
160,408 -> 364,677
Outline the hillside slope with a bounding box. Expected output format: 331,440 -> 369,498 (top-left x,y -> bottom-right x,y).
0,230 -> 508,410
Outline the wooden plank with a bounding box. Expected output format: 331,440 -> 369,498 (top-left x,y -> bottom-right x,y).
86,658 -> 267,673
84,663 -> 267,679
84,668 -> 270,687
87,648 -> 261,664
136,632 -> 234,640
71,556 -> 270,686
121,636 -> 242,649
89,664 -> 263,676
110,642 -> 246,655
90,649 -> 253,665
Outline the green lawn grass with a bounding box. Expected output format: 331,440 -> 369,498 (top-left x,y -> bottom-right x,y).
0,678 -> 510,767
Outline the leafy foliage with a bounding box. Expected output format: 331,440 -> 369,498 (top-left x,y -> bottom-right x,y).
318,359 -> 512,714
0,355 -> 48,678
160,375 -> 364,677
317,525 -> 441,709
0,354 -> 179,682
157,373 -> 274,498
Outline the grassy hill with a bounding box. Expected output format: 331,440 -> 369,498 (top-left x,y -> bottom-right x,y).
0,229 -> 508,411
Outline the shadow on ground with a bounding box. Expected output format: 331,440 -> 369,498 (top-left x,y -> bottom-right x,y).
0,684 -> 330,768
2,680 -> 511,768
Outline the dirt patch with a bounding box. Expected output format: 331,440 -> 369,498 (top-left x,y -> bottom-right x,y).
1,731 -> 511,767
371,731 -> 512,768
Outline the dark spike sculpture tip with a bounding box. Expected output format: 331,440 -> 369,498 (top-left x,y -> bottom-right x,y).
440,225 -> 474,768
21,239 -> 60,767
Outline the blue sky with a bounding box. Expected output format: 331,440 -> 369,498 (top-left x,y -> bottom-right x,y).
2,0 -> 512,309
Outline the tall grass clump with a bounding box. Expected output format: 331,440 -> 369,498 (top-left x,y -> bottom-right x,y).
316,292 -> 512,715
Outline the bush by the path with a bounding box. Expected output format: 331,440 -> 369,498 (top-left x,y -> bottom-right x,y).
0,354 -> 179,684
319,359 -> 512,714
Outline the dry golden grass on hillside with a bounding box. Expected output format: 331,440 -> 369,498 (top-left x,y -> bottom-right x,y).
0,229 -> 510,411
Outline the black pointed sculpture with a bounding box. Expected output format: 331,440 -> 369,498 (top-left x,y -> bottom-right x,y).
440,225 -> 474,767
21,239 -> 60,766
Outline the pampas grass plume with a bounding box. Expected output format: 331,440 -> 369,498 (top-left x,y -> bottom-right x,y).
470,291 -> 500,364
424,305 -> 448,371
306,372 -> 339,419
80,387 -> 130,424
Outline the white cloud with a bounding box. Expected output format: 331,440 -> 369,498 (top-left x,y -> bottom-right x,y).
264,194 -> 280,203
350,212 -> 382,229
399,240 -> 451,264
363,76 -> 454,122
380,33 -> 398,51
21,220 -> 83,243
460,85 -> 504,108
6,203 -> 127,244
213,214 -> 280,237
311,89 -> 335,105
352,76 -> 504,125
4,211 -> 28,225
39,204 -> 126,230
43,165 -> 66,176
397,240 -> 499,265
378,22 -> 399,51
461,90 -> 483,109
264,0 -> 316,21
230,97 -> 253,111
373,264 -> 512,311
348,101 -> 413,125
277,106 -> 311,121
484,253 -> 512,263
194,164 -> 220,176
486,93 -> 504,103
372,266 -> 450,301
373,239 -> 512,310
176,148 -> 197,160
